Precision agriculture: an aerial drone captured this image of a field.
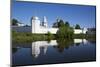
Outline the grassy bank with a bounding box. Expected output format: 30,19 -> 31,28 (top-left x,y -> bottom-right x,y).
73,34 -> 96,39
12,31 -> 96,43
12,31 -> 55,43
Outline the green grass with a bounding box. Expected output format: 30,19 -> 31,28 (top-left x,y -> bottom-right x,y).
12,31 -> 96,43
12,31 -> 55,43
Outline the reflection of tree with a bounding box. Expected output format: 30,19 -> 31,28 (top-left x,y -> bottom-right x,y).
75,43 -> 80,46
12,48 -> 18,54
56,38 -> 74,53
47,39 -> 51,43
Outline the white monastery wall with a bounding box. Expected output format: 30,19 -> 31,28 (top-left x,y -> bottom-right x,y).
48,28 -> 59,34
31,16 -> 87,34
74,29 -> 83,34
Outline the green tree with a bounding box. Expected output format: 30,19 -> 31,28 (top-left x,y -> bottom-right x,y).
53,19 -> 74,39
56,25 -> 74,39
52,19 -> 65,28
52,22 -> 58,28
12,19 -> 19,26
65,21 -> 70,27
75,24 -> 81,29
55,19 -> 74,38
58,19 -> 65,27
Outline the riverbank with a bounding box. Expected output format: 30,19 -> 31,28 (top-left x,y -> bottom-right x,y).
12,31 -> 96,43
12,32 -> 55,43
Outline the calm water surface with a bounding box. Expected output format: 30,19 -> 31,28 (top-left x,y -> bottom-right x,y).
12,39 -> 96,66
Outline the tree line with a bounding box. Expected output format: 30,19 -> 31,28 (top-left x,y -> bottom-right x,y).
12,18 -> 81,29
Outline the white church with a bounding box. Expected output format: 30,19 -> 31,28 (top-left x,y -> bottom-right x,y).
31,16 -> 87,34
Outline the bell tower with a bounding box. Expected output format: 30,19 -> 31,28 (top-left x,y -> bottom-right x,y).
42,16 -> 48,28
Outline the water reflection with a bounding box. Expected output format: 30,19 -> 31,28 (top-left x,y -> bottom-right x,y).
12,39 -> 96,66
32,39 -> 88,58
12,39 -> 89,55
56,39 -> 74,52
74,39 -> 88,46
32,40 -> 57,58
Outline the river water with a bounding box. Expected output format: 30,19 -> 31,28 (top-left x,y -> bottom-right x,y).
12,39 -> 96,66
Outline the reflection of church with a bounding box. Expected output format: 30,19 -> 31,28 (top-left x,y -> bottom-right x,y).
32,40 -> 57,58
32,39 -> 87,58
74,39 -> 87,44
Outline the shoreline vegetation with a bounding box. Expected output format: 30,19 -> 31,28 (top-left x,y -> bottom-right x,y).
12,31 -> 96,43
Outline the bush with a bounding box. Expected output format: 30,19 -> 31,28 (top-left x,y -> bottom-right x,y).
56,26 -> 74,39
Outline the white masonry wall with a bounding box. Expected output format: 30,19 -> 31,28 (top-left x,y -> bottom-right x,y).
31,16 -> 87,34
74,29 -> 83,34
74,29 -> 87,34
32,27 -> 87,34
48,28 -> 59,34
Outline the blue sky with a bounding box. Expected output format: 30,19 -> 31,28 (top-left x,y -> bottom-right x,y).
11,0 -> 96,28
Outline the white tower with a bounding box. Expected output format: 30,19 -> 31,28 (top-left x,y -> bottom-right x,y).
42,16 -> 48,28
31,16 -> 41,33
